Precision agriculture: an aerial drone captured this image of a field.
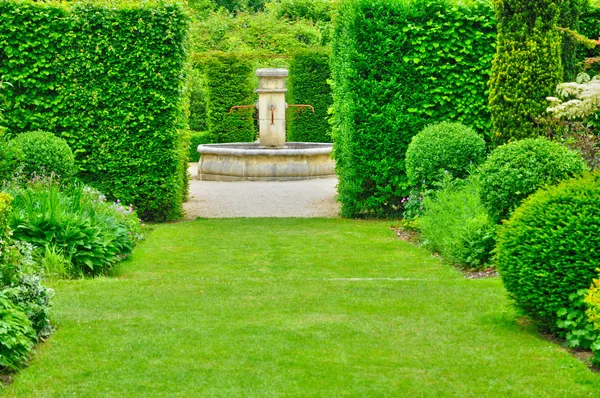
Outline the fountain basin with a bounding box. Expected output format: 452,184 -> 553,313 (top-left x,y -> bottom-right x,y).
197,142 -> 335,181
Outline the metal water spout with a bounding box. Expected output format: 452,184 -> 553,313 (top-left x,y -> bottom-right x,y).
229,68 -> 314,148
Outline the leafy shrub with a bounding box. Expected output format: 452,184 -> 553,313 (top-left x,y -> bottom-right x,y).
331,0 -> 496,217
190,8 -> 324,54
9,181 -> 144,277
418,176 -> 496,269
204,53 -> 255,143
556,289 -> 599,353
496,172 -> 600,332
287,47 -> 332,143
488,0 -> 564,145
405,122 -> 486,187
0,293 -> 34,371
543,118 -> 600,171
0,2 -> 189,221
270,0 -> 331,23
585,277 -> 600,365
189,131 -> 213,162
479,138 -> 587,222
0,131 -> 19,183
9,131 -> 75,179
3,273 -> 54,340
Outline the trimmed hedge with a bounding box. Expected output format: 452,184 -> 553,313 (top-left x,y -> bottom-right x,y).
497,172 -> 600,332
0,1 -> 189,221
188,130 -> 213,162
287,47 -> 332,143
204,52 -> 256,143
479,138 -> 587,223
405,122 -> 486,187
10,131 -> 75,179
488,0 -> 563,145
331,0 -> 496,217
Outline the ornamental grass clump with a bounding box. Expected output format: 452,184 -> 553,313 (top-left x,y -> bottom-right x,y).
479,137 -> 587,222
418,176 -> 495,269
405,121 -> 486,187
496,172 -> 600,333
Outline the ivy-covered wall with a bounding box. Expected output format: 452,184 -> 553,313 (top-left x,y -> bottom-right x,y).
0,0 -> 189,221
331,0 -> 496,217
287,48 -> 332,143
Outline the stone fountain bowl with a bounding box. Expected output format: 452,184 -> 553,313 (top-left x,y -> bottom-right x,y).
197,142 -> 335,181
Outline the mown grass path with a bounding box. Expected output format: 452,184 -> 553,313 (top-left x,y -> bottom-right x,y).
5,219 -> 600,396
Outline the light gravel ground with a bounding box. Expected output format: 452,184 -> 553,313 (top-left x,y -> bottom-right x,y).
183,164 -> 340,219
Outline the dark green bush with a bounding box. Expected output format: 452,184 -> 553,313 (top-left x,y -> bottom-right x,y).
497,172 -> 600,332
559,0 -> 587,81
189,131 -> 213,162
479,138 -> 587,222
0,1 -> 189,221
204,53 -> 255,143
331,0 -> 496,217
287,48 -> 332,143
488,0 -> 563,145
418,177 -> 496,269
578,6 -> 600,76
10,131 -> 75,179
0,293 -> 34,371
405,122 -> 486,187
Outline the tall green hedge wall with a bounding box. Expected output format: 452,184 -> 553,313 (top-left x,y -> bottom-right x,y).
287,48 -> 332,143
331,0 -> 496,217
202,53 -> 256,143
0,0 -> 189,221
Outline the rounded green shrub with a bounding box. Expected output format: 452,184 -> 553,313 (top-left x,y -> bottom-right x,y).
496,172 -> 600,332
479,138 -> 587,222
405,122 -> 486,186
10,131 -> 75,179
0,293 -> 35,371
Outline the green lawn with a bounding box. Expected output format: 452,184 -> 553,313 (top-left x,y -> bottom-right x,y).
4,219 -> 600,396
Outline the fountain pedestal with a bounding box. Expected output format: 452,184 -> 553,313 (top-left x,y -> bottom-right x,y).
197,68 -> 335,181
256,68 -> 287,147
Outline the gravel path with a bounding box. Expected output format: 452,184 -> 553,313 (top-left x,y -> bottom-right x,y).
183,164 -> 340,219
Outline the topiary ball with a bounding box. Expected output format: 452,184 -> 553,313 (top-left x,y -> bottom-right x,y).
405,121 -> 486,186
496,172 -> 600,332
10,131 -> 75,179
479,137 -> 587,222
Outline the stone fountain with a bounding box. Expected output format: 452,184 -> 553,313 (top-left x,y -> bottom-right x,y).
196,68 -> 335,181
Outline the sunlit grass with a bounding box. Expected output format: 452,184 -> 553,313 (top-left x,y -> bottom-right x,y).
4,218 -> 600,396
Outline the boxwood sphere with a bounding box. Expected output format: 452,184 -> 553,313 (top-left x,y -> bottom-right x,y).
405,122 -> 486,186
497,172 -> 600,332
10,131 -> 75,179
479,138 -> 587,222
